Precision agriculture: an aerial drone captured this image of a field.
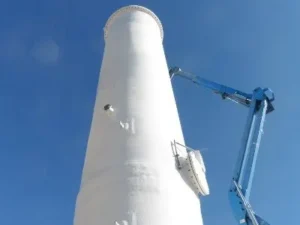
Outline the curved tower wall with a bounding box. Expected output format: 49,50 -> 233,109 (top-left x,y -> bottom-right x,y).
74,5 -> 204,225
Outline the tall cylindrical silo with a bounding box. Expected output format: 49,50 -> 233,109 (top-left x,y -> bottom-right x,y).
74,5 -> 204,225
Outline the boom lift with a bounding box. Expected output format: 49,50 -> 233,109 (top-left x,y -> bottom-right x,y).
169,66 -> 275,225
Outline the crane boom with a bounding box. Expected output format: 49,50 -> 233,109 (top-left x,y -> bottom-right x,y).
169,66 -> 275,225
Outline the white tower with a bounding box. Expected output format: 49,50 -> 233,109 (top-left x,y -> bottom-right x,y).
74,5 -> 207,225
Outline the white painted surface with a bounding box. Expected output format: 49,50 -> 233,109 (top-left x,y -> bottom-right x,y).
74,5 -> 204,225
187,151 -> 210,196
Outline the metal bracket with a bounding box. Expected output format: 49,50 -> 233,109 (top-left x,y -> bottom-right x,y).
171,140 -> 199,170
171,140 -> 182,169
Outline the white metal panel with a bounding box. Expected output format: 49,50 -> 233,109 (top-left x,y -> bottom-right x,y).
187,151 -> 210,196
74,5 -> 204,225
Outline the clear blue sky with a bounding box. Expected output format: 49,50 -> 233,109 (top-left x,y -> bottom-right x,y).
0,0 -> 298,224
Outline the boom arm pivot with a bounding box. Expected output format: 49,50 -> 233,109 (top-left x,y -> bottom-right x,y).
169,66 -> 275,225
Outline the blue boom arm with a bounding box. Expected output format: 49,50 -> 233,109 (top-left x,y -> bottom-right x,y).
169,67 -> 275,225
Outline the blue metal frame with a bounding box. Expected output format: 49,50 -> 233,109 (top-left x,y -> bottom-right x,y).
169,67 -> 275,225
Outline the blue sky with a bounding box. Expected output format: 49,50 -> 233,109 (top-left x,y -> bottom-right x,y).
0,0 -> 299,224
